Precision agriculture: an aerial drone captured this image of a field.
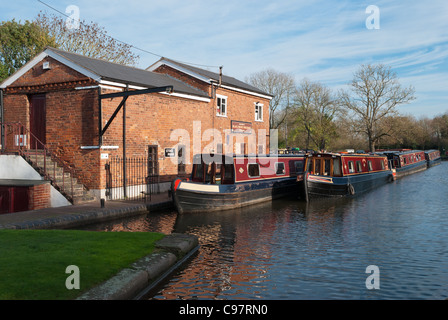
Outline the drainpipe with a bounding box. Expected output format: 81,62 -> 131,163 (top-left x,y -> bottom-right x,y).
0,88 -> 4,149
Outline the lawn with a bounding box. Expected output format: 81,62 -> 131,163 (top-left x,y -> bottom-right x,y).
0,229 -> 165,300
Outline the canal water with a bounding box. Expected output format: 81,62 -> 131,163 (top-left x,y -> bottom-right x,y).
78,162 -> 448,300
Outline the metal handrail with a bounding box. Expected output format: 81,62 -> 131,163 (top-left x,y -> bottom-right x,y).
0,122 -> 78,202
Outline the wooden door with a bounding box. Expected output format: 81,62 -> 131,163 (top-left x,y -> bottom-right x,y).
29,94 -> 46,149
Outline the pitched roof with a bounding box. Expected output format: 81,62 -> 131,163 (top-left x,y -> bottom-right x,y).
1,47 -> 209,99
147,58 -> 273,99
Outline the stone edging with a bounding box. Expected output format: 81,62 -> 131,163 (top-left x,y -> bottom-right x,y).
76,233 -> 199,300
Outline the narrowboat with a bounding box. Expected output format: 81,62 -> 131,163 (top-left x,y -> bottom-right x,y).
171,153 -> 306,214
424,149 -> 441,167
379,150 -> 427,178
303,152 -> 394,200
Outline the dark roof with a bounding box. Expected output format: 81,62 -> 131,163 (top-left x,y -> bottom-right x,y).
46,47 -> 209,98
151,58 -> 272,97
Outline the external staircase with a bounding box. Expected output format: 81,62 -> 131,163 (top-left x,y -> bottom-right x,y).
23,150 -> 96,204
1,122 -> 96,205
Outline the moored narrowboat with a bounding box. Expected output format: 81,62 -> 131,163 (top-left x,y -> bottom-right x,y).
303,152 -> 394,200
379,150 -> 427,178
171,153 -> 306,214
424,149 -> 441,167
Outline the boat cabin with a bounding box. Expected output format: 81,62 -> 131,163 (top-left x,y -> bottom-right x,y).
305,153 -> 389,177
191,154 -> 305,185
381,150 -> 425,168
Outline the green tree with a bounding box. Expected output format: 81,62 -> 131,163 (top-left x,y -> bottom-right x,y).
0,19 -> 56,81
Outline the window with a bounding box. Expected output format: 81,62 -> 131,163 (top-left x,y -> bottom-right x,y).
216,95 -> 227,116
324,159 -> 331,176
333,158 -> 341,176
223,164 -> 234,183
248,163 -> 260,177
348,161 -> 355,173
275,162 -> 285,175
368,160 -> 373,171
255,103 -> 263,121
178,145 -> 186,174
356,161 -> 362,173
314,159 -> 321,175
295,161 -> 304,173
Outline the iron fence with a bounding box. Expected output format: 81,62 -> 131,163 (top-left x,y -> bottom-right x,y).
105,155 -> 159,202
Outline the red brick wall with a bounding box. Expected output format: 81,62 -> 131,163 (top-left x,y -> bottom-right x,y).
29,183 -> 51,210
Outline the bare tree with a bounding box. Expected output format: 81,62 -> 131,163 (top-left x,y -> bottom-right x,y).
35,12 -> 139,66
291,78 -> 341,151
340,64 -> 416,152
246,68 -> 295,129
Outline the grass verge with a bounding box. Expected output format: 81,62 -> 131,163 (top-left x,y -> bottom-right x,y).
0,229 -> 165,300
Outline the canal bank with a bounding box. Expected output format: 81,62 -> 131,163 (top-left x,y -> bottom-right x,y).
0,193 -> 174,230
0,192 -> 200,300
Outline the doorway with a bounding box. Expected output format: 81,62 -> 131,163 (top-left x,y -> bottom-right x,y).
29,94 -> 46,149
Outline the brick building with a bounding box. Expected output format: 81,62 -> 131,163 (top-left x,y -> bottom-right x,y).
0,47 -> 272,205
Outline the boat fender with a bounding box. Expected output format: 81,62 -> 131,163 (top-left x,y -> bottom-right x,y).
348,183 -> 355,195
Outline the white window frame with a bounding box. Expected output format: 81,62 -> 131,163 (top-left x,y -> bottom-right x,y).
216,94 -> 227,117
255,102 -> 263,121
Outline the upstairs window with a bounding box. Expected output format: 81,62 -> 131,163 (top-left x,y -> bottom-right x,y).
216,95 -> 227,116
255,103 -> 263,121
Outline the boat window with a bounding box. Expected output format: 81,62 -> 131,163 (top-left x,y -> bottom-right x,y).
381,160 -> 385,170
215,164 -> 222,184
356,161 -> 362,173
324,159 -> 331,176
192,163 -> 204,182
204,164 -> 213,183
248,163 -> 260,178
223,164 -> 234,184
295,161 -> 304,173
368,160 -> 373,171
306,158 -> 312,172
348,161 -> 355,173
275,162 -> 285,175
314,159 -> 321,175
333,158 -> 341,176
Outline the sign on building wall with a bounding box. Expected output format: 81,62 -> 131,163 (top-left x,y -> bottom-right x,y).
165,148 -> 176,157
231,120 -> 252,134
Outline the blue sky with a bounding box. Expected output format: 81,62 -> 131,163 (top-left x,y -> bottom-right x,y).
2,0 -> 447,118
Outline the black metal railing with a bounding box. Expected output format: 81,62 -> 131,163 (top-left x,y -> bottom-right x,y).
105,155 -> 159,202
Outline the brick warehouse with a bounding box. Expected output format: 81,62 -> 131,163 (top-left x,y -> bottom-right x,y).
0,47 -> 272,207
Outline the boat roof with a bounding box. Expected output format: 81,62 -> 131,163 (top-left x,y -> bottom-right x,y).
192,153 -> 305,163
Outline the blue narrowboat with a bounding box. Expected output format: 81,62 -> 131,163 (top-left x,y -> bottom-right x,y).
171,153 -> 306,214
303,152 -> 394,200
424,149 -> 441,167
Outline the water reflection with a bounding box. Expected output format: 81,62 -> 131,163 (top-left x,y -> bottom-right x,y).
80,162 -> 448,300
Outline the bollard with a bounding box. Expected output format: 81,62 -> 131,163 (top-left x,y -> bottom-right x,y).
100,198 -> 105,208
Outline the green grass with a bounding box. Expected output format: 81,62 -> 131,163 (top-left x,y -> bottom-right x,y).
0,229 -> 165,300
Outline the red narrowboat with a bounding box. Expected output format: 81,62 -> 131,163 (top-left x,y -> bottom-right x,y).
379,150 -> 427,178
171,153 -> 306,214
